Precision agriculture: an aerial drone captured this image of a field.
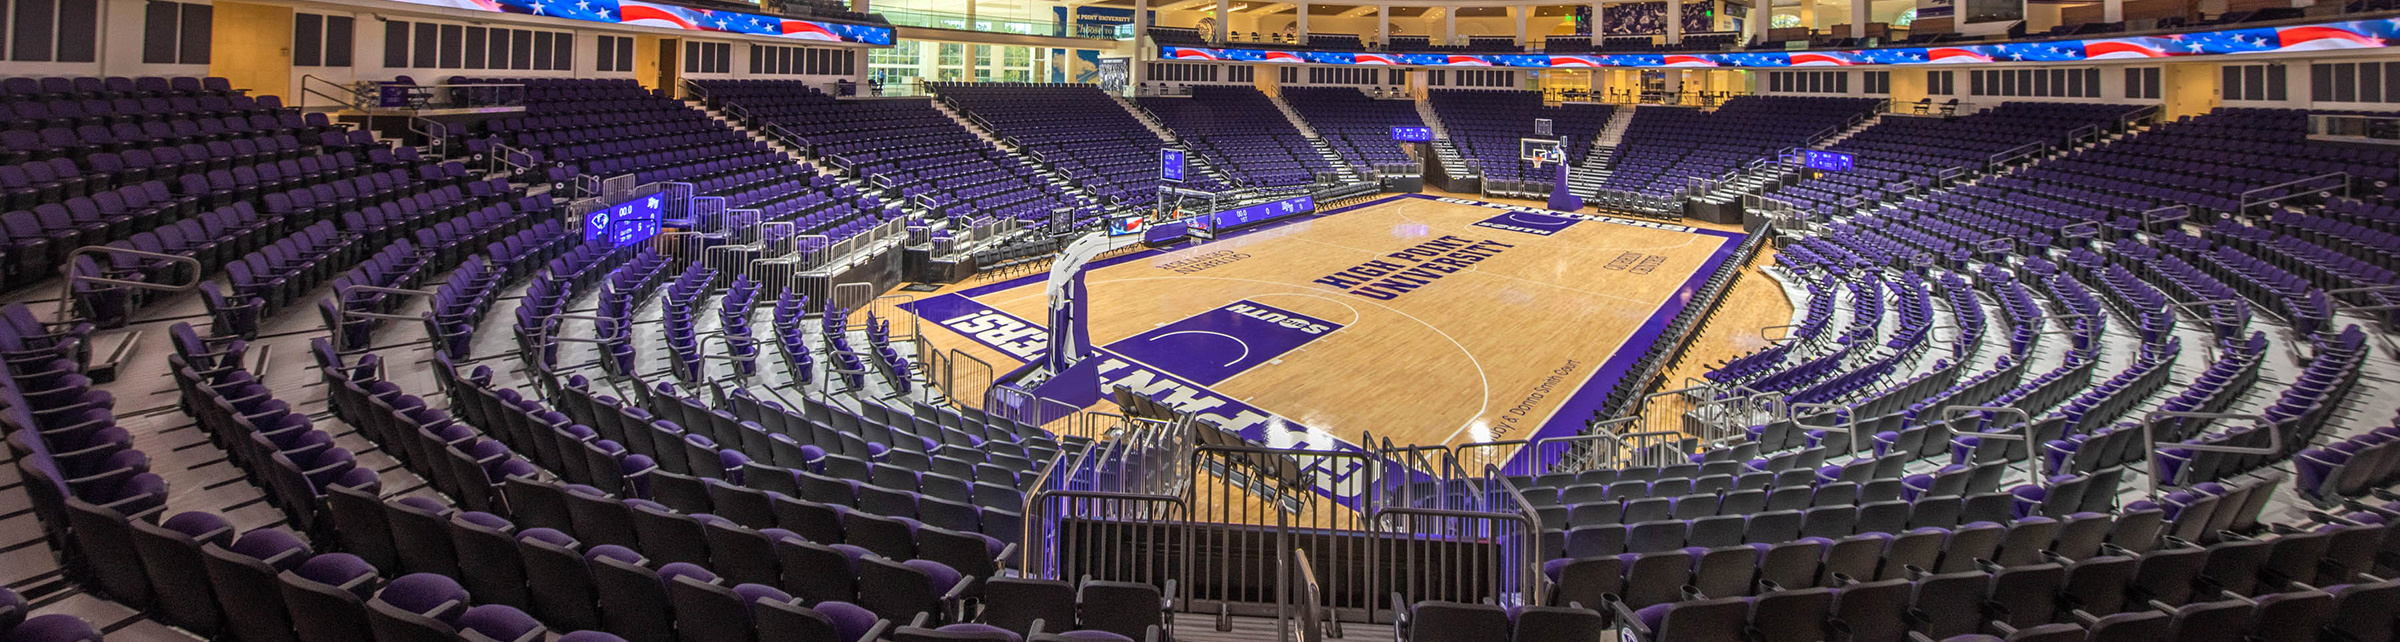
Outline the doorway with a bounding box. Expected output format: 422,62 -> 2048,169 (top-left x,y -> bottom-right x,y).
657,38 -> 681,96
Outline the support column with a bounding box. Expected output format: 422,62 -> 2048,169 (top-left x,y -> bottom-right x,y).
852,0 -> 872,76
1215,0 -> 1230,42
1299,3 -> 1310,42
1516,5 -> 1530,45
1593,1 -> 1606,35
1378,5 -> 1389,44
1133,0 -> 1150,87
1445,8 -> 1456,44
1745,0 -> 1765,43
2103,0 -> 2123,21
1667,0 -> 1683,43
1849,0 -> 1867,38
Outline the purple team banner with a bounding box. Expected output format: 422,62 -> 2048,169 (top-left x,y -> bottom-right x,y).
1102,300 -> 1344,386
1162,15 -> 2393,69
389,0 -> 894,45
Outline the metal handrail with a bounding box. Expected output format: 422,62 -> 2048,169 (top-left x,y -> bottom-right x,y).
1940,404 -> 2044,485
1788,402 -> 1860,457
57,246 -> 204,323
296,74 -> 362,112
1288,548 -> 1326,642
2240,172 -> 2350,211
2138,411 -> 2275,500
335,285 -> 437,321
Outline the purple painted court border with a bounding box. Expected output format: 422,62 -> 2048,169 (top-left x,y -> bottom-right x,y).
940,193 -> 1748,461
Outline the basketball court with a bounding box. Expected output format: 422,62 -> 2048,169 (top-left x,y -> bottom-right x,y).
899,193 -> 1750,458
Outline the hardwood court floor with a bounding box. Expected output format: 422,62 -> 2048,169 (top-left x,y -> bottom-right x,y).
906,193 -> 1762,455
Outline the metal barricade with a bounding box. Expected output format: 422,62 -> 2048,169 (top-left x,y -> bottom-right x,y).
1616,430 -> 1695,469
1025,489 -> 1191,607
944,349 -> 996,412
1367,505 -> 1539,608
867,294 -> 920,340
1473,419 -> 1637,477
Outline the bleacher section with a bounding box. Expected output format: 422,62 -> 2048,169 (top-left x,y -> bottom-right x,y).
1137,86 -> 1333,188
1280,87 -> 1425,175
475,77 -> 903,253
1597,95 -> 1882,198
690,79 -> 1093,225
1765,102 -> 2145,215
1424,89 -> 1612,183
932,82 -> 1226,206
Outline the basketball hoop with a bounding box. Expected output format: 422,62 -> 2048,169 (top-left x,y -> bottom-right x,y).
1530,147 -> 1565,172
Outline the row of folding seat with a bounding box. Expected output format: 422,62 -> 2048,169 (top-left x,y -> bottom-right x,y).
0,586 -> 102,641
1614,563 -> 2388,642
327,342 -> 1029,641
1560,510 -> 2386,634
0,76 -> 236,101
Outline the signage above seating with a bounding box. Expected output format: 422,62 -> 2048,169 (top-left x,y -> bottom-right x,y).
584,193 -> 664,247
1391,127 -> 1433,142
1160,15 -> 2393,69
1161,149 -> 1186,183
389,0 -> 895,46
1803,150 -> 1854,172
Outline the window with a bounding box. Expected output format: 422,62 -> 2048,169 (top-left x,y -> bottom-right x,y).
596,35 -> 635,73
1862,70 -> 1890,95
751,44 -> 852,76
384,20 -> 570,71
1929,70 -> 1954,95
1438,69 -> 1514,88
685,40 -> 732,74
5,0 -> 100,63
1968,68 -> 2098,97
292,13 -> 354,67
141,0 -> 208,65
2123,67 -> 2161,99
2312,62 -> 2400,104
2223,63 -> 2286,101
1772,70 -> 1851,95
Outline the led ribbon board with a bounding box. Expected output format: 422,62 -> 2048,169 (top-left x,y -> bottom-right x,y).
1208,195 -> 1316,232
1161,17 -> 2395,68
388,0 -> 895,45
